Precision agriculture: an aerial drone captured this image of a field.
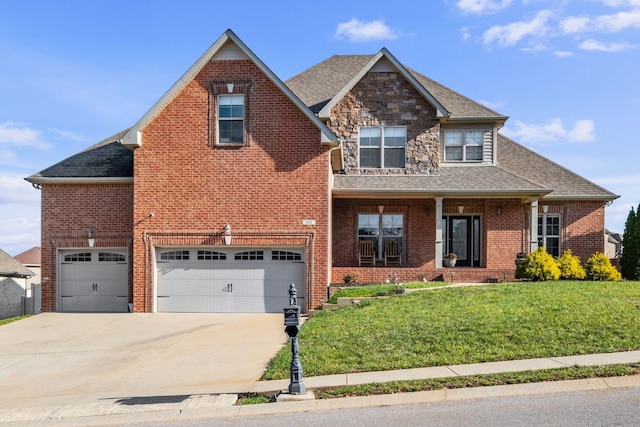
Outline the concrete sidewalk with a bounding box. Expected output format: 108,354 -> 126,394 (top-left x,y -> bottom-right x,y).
2,350 -> 639,425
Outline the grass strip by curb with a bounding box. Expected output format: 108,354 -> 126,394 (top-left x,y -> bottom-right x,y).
314,363 -> 640,399
238,363 -> 640,404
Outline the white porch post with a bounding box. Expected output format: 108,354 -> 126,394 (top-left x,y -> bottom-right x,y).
530,199 -> 539,252
435,197 -> 443,268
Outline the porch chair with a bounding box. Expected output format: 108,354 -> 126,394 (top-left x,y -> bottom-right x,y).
384,240 -> 402,266
358,240 -> 376,266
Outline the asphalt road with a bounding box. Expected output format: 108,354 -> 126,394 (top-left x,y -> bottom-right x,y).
130,386 -> 640,427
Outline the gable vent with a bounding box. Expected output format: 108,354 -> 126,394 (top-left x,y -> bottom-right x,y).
371,58 -> 396,73
213,41 -> 249,61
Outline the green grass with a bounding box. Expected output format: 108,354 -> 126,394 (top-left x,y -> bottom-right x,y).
0,315 -> 29,326
328,281 -> 444,304
263,281 -> 640,380
314,363 -> 640,399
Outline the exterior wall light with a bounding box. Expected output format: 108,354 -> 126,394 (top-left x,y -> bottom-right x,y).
87,227 -> 95,248
227,83 -> 234,93
497,206 -> 502,215
458,205 -> 464,214
378,205 -> 384,213
223,223 -> 232,245
543,205 -> 549,213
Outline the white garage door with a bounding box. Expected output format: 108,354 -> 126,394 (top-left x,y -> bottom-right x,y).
59,249 -> 129,312
156,248 -> 306,313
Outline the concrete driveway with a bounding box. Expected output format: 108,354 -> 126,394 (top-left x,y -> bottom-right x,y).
0,313 -> 288,410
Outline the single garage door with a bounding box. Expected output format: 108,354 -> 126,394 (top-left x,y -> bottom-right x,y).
156,247 -> 306,313
59,249 -> 129,312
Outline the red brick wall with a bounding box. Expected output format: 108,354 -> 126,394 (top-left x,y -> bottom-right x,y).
40,184 -> 133,311
132,59 -> 330,311
330,199 -> 606,284
546,201 -> 605,262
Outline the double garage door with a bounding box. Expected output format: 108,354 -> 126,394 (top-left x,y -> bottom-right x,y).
59,249 -> 129,312
156,247 -> 306,313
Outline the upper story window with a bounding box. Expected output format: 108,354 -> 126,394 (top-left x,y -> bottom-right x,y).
208,80 -> 252,148
218,95 -> 244,144
444,130 -> 483,162
359,126 -> 406,169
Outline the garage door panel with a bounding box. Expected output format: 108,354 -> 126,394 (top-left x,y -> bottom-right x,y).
156,248 -> 305,313
59,249 -> 128,313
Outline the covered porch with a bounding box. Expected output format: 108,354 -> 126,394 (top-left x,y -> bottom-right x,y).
330,196 -> 547,285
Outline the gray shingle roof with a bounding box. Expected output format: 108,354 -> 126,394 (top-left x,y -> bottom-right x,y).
333,136 -> 618,200
333,166 -> 550,197
0,248 -> 34,278
286,55 -> 503,119
27,129 -> 132,180
496,134 -> 618,200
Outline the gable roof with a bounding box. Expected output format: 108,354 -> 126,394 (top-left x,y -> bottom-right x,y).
26,129 -> 133,184
0,248 -> 34,278
120,29 -> 338,149
13,247 -> 41,266
314,49 -> 449,120
286,54 -> 506,121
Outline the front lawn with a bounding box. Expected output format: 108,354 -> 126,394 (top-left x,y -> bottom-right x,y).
263,281 -> 640,380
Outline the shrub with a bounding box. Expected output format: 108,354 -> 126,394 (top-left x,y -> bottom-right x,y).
515,247 -> 561,281
585,252 -> 621,281
343,272 -> 360,284
557,250 -> 586,280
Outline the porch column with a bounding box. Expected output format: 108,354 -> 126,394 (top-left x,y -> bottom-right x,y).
435,197 -> 443,268
530,198 -> 539,252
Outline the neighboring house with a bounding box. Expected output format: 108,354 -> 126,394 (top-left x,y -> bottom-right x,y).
605,229 -> 623,259
14,247 -> 41,292
0,248 -> 34,319
26,29 -> 618,314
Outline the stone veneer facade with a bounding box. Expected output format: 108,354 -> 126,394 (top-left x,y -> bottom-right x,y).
328,72 -> 440,175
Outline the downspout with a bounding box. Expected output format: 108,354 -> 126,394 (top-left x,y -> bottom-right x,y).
326,142 -> 342,301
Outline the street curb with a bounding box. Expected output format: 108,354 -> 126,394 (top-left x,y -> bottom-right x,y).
4,375 -> 640,425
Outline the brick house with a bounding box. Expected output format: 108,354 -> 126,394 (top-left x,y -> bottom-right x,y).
26,29 -> 618,314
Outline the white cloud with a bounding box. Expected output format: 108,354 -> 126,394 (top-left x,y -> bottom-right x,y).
0,174 -> 41,256
560,16 -> 591,34
0,216 -> 41,256
0,122 -> 51,150
49,128 -> 90,142
579,38 -> 636,51
334,19 -> 399,43
482,10 -> 553,47
595,8 -> 640,32
503,118 -> 596,144
553,50 -> 574,57
457,0 -> 512,14
0,174 -> 41,204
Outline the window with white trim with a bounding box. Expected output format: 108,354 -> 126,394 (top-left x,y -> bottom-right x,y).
538,214 -> 560,257
357,213 -> 403,259
218,95 -> 244,144
359,126 -> 406,169
444,130 -> 483,161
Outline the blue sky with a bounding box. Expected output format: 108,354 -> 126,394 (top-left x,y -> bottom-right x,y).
1,0 -> 639,256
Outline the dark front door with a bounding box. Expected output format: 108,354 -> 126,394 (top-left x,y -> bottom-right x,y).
446,215 -> 481,267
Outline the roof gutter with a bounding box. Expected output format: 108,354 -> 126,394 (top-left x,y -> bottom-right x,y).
332,188 -> 552,199
24,177 -> 133,185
